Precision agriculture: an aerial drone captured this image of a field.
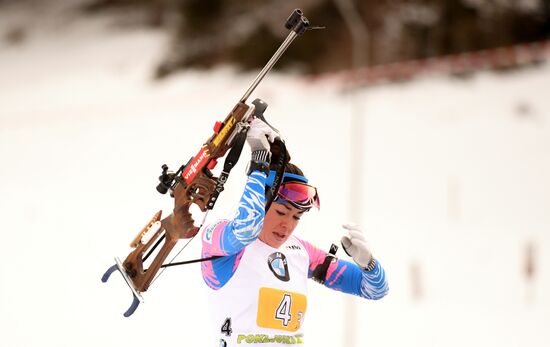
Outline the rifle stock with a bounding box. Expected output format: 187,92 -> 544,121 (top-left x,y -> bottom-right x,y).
122,101 -> 251,293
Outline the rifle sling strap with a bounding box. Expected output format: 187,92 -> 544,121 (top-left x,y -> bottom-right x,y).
206,128 -> 248,210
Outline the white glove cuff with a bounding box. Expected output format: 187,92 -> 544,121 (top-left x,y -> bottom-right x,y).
365,258 -> 377,272
251,150 -> 271,164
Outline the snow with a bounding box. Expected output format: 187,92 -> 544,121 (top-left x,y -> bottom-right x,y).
1,4 -> 549,347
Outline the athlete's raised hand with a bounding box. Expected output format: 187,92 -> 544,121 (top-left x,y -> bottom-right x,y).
246,118 -> 280,152
340,224 -> 375,270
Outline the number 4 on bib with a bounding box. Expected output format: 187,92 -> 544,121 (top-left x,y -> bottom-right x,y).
221,317 -> 232,337
257,287 -> 307,332
275,294 -> 292,326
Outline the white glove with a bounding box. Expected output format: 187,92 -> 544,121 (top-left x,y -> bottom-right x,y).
246,118 -> 280,152
340,224 -> 374,269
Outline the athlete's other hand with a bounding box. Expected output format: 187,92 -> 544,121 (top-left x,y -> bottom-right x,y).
247,118 -> 280,152
340,224 -> 373,269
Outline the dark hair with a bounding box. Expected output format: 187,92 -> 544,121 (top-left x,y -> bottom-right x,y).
282,162 -> 304,177
269,142 -> 305,177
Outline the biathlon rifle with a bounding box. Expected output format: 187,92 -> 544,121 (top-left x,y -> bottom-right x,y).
101,9 -> 323,317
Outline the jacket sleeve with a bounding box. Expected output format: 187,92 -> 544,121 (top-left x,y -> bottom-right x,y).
201,171 -> 267,289
298,238 -> 389,300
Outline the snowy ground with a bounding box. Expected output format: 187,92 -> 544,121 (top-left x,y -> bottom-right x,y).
1,4 -> 549,347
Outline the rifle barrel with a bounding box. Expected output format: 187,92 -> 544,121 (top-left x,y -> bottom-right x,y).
240,30 -> 298,103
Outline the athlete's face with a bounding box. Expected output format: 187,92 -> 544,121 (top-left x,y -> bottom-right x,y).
259,202 -> 304,248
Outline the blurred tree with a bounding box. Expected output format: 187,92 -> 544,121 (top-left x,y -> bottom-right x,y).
79,0 -> 550,77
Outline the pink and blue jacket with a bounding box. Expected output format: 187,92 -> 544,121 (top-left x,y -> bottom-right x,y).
201,171 -> 389,299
